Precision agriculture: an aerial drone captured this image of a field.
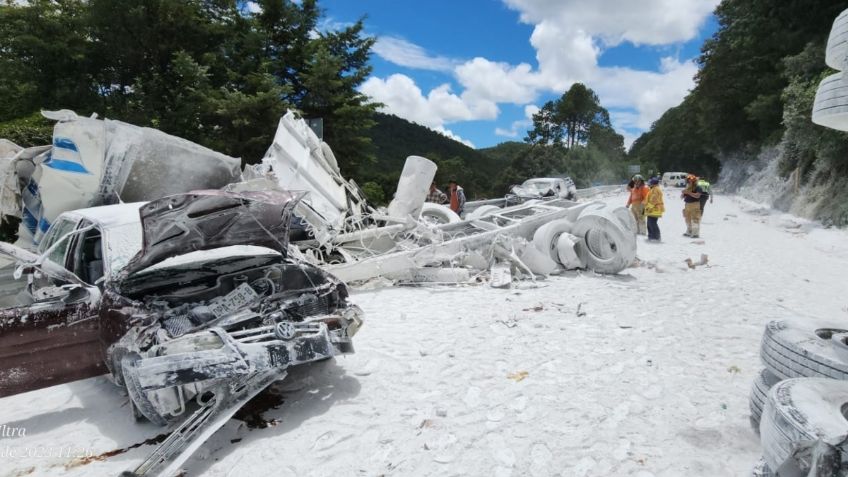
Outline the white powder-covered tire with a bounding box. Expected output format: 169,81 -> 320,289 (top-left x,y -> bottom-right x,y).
571,210 -> 636,274
420,202 -> 461,224
826,9 -> 848,70
611,206 -> 637,234
467,205 -> 501,220
532,219 -> 575,265
556,233 -> 584,269
749,368 -> 781,433
760,378 -> 848,473
812,72 -> 848,132
760,319 -> 848,381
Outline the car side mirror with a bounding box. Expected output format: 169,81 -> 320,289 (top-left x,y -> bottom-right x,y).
13,264 -> 33,280
62,285 -> 90,304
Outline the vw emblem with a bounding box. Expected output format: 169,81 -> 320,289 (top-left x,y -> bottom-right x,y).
275,321 -> 296,340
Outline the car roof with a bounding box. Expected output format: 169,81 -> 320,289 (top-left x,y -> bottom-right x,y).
60,202 -> 147,229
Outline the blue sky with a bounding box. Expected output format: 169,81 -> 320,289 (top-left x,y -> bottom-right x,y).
318,0 -> 720,150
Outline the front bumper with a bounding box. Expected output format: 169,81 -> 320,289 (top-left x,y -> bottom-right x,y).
124,304 -> 363,422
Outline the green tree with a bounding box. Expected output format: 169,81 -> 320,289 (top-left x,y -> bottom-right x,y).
526,83 -> 619,150
0,0 -> 377,166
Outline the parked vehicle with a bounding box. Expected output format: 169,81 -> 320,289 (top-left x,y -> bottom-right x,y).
0,189 -> 363,475
510,177 -> 577,200
661,172 -> 688,187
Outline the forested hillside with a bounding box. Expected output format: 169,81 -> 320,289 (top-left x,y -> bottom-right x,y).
629,0 -> 848,225
361,113 -> 509,202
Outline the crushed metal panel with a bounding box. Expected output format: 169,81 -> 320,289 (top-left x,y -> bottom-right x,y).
121,189 -> 303,276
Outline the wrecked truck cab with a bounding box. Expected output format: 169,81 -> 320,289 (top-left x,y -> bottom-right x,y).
0,190 -> 362,428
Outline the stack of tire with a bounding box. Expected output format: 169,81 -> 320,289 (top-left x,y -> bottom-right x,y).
752,7 -> 848,474
812,8 -> 848,131
750,319 -> 848,476
530,203 -> 637,274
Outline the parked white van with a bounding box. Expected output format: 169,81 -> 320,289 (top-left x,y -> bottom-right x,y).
662,172 -> 688,187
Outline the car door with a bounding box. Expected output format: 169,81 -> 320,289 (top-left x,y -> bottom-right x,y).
0,218 -> 106,398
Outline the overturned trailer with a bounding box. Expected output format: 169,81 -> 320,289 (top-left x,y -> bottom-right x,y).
251,112 -> 638,284
0,110 -> 241,246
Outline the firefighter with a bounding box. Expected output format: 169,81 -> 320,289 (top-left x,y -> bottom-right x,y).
645,177 -> 664,241
626,174 -> 649,235
681,174 -> 703,238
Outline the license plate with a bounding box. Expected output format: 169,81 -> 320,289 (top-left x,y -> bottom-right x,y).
208,283 -> 259,318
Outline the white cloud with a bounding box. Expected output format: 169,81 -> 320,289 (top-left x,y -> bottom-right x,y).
373,36 -> 457,72
360,74 -> 475,146
455,58 -> 542,104
594,57 -> 698,129
495,104 -> 540,138
360,0 -> 718,146
503,0 -> 717,46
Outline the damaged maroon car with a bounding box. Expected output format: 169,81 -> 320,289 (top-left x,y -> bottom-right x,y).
0,189 -> 363,475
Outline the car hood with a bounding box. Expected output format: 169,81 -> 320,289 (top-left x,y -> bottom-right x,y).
121,189 -> 304,277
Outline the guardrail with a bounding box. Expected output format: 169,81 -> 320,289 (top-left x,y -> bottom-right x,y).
574,185 -> 623,199
464,185 -> 624,214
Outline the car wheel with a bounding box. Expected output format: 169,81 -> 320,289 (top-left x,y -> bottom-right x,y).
420,203 -> 461,224
122,355 -> 169,427
760,378 -> 848,474
749,368 -> 781,433
108,347 -> 129,387
760,319 -> 848,381
571,209 -> 636,274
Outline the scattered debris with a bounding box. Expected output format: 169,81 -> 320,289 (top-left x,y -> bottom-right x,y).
507,371 -> 529,382
576,302 -> 587,317
684,254 -> 710,269
0,108 -> 645,475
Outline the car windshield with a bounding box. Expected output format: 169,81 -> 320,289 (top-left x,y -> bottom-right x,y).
523,180 -> 556,192
104,222 -> 144,277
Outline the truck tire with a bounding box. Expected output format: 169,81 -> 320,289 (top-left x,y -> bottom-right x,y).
556,233 -> 584,270
420,202 -> 461,224
760,378 -> 848,474
749,368 -> 781,433
812,72 -> 848,131
571,210 -> 636,274
532,219 -> 575,265
760,319 -> 848,381
612,206 -> 637,234
826,9 -> 848,70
